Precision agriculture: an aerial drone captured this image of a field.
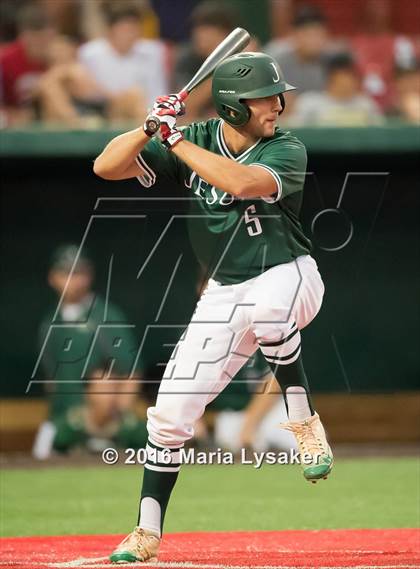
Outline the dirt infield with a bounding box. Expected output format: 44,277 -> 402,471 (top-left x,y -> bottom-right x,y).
0,529 -> 419,569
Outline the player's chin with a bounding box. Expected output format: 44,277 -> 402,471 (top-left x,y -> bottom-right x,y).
262,121 -> 276,137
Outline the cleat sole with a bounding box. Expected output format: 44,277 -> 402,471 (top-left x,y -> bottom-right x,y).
110,556 -> 158,564
308,475 -> 329,484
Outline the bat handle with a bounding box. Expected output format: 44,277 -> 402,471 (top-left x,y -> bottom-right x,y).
144,115 -> 161,135
177,89 -> 189,102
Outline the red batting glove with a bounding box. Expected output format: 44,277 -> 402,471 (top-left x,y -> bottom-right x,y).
153,106 -> 184,150
143,94 -> 186,138
155,93 -> 186,116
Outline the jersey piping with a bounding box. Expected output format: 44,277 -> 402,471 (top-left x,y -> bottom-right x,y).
136,153 -> 156,187
249,163 -> 282,203
216,120 -> 262,163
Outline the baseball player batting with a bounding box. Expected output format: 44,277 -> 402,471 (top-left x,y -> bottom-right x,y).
94,51 -> 333,564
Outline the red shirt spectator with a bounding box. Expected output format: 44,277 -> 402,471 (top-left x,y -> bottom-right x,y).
0,4 -> 54,108
1,40 -> 46,106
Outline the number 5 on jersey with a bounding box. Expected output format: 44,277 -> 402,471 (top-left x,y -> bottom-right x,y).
245,204 -> 262,236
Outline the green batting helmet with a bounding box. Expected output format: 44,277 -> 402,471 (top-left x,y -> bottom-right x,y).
212,52 -> 295,127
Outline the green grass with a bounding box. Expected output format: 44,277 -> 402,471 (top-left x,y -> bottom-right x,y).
1,458 -> 418,537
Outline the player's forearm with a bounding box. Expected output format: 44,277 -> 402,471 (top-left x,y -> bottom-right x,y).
93,127 -> 149,180
173,139 -> 262,197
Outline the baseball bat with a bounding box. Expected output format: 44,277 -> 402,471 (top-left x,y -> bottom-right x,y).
145,27 -> 251,134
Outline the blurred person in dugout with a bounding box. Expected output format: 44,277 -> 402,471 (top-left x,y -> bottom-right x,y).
0,3 -> 54,126
265,4 -> 331,114
289,51 -> 383,127
32,245 -> 147,460
77,0 -> 168,121
172,1 -> 259,123
195,351 -> 297,454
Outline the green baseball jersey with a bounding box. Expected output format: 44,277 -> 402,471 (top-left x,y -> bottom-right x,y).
137,118 -> 312,284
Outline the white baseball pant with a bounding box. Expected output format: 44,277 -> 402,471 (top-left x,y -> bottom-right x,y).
147,255 -> 325,447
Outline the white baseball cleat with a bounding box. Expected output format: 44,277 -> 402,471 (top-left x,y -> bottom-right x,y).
280,412 -> 333,482
109,526 -> 160,563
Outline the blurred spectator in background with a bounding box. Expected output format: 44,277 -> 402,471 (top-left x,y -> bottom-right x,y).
78,0 -> 168,121
172,1 -> 237,122
38,0 -> 83,40
387,60 -> 420,124
351,0 -> 417,110
289,51 -> 382,126
36,34 -> 107,127
0,0 -> 82,43
0,3 -> 54,126
80,0 -> 160,43
33,244 -> 147,459
265,5 -> 330,114
173,1 -> 259,122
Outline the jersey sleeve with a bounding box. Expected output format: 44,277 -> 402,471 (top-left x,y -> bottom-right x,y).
136,136 -> 182,188
250,138 -> 307,203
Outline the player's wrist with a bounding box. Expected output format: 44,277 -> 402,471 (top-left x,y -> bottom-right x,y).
162,129 -> 184,150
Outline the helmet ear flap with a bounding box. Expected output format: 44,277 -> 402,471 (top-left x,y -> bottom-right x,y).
221,101 -> 250,126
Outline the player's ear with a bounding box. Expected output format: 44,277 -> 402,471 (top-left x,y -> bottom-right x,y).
278,93 -> 285,115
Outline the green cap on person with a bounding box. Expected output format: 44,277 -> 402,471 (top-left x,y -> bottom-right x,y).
50,244 -> 93,273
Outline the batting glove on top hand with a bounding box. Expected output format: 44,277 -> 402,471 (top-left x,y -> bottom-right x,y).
144,106 -> 184,150
154,93 -> 186,116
